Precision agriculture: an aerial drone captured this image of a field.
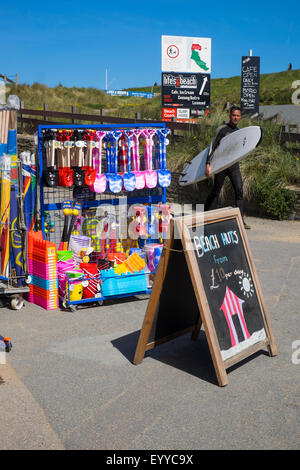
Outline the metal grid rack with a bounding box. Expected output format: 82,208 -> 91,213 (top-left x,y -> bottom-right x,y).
37,123 -> 168,309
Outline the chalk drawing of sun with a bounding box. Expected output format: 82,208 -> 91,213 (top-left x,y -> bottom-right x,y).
238,272 -> 254,298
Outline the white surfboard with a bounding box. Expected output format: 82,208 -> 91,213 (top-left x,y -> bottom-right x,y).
179,126 -> 263,187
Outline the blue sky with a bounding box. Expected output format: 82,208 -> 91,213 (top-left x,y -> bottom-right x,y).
2,0 -> 299,89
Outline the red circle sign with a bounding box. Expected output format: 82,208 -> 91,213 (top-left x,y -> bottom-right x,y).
167,45 -> 179,59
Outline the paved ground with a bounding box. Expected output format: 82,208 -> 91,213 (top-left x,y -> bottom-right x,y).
259,104 -> 300,125
0,216 -> 299,450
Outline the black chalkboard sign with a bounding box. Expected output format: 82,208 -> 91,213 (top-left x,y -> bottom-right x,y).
241,56 -> 260,115
134,208 -> 277,386
188,216 -> 266,361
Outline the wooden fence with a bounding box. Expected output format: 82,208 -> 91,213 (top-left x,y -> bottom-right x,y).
16,105 -> 300,153
17,105 -> 199,134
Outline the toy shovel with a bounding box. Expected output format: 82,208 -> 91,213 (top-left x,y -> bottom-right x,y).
156,128 -> 171,188
60,130 -> 74,187
43,129 -> 59,187
118,132 -> 127,175
72,130 -> 86,187
92,131 -> 107,193
83,130 -> 97,186
132,129 -> 145,189
56,130 -> 65,185
107,131 -> 123,193
142,129 -> 157,189
123,130 -> 136,191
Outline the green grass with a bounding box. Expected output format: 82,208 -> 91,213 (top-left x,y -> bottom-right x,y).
7,69 -> 300,218
7,69 -> 300,117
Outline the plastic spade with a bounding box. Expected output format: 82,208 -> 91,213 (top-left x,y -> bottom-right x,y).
156,128 -> 171,188
83,130 -> 97,186
43,129 -> 59,187
107,131 -> 123,193
92,131 -> 107,193
141,129 -> 157,189
60,130 -> 74,187
131,129 -> 145,189
118,132 -> 127,175
123,130 -> 136,191
72,130 -> 86,187
56,130 -> 65,185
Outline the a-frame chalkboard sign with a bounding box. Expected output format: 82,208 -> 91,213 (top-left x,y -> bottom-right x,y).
134,208 -> 277,386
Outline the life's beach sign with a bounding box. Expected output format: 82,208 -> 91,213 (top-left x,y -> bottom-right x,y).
161,35 -> 211,122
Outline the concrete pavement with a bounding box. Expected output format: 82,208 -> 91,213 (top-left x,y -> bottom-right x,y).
0,216 -> 299,450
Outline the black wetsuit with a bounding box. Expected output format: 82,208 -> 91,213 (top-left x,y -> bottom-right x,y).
204,122 -> 244,217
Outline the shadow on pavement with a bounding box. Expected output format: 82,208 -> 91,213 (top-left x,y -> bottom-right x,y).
112,330 -> 220,386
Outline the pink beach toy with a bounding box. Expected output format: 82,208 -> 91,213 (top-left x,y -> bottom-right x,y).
141,129 -> 157,189
131,129 -> 145,189
123,130 -> 136,191
92,131 -> 107,193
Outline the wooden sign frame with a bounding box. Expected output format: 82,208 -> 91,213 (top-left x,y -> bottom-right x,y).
134,207 -> 277,386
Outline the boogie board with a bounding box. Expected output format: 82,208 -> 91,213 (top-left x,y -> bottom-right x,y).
179,126 -> 263,187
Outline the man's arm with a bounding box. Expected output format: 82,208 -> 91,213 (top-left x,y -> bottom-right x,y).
206,125 -> 228,165
205,125 -> 228,177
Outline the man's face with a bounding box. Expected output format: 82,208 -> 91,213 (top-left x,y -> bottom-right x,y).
230,110 -> 241,125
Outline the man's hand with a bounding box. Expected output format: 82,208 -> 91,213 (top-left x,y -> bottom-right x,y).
205,163 -> 211,178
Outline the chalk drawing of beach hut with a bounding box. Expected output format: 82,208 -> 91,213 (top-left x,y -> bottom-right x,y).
220,286 -> 251,348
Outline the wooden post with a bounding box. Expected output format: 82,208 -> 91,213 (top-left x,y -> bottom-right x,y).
20,101 -> 24,130
43,103 -> 48,122
71,105 -> 76,124
171,117 -> 176,139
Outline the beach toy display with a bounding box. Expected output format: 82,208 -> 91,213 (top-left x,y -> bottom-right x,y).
36,123 -> 171,309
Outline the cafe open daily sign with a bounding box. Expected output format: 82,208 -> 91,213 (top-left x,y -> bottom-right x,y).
134,208 -> 277,387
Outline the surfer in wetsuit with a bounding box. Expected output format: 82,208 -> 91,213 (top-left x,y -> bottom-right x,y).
204,105 -> 251,229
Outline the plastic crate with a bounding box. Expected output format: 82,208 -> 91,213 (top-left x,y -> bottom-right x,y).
31,275 -> 58,290
101,268 -> 148,297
